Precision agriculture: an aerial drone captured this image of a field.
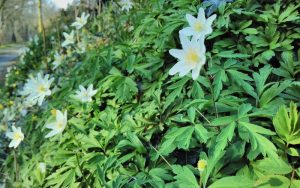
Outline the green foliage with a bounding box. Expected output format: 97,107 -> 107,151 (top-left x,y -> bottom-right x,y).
273,102 -> 300,145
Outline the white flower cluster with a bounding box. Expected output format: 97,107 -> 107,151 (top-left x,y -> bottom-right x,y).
169,8 -> 216,80
120,0 -> 134,12
3,12 -> 99,149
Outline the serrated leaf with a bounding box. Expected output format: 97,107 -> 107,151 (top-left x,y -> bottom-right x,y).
172,165 -> 198,188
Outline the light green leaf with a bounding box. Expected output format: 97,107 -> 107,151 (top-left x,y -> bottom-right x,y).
209,176 -> 254,188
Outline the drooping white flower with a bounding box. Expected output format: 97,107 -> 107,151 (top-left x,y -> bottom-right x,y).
45,110 -> 67,138
169,35 -> 206,80
52,52 -> 64,70
120,0 -> 133,12
39,162 -> 46,173
6,126 -> 24,148
74,84 -> 98,103
179,8 -> 217,40
62,31 -> 75,47
71,12 -> 90,30
21,73 -> 54,106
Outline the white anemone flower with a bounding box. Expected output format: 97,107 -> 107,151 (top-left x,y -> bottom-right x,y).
74,84 -> 98,103
169,35 -> 206,80
179,8 -> 217,40
52,52 -> 64,70
45,110 -> 67,138
71,12 -> 90,30
62,31 -> 75,47
21,73 -> 54,106
6,126 -> 24,148
120,0 -> 133,12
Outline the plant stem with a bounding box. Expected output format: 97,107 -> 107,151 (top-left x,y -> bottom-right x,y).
75,153 -> 89,187
13,149 -> 19,182
289,168 -> 295,188
203,69 -> 219,118
199,175 -> 202,188
150,144 -> 172,168
195,108 -> 211,125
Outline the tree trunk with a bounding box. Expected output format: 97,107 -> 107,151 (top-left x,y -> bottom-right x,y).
37,0 -> 46,52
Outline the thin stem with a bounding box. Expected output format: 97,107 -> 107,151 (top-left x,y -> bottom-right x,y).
150,144 -> 172,168
195,108 -> 211,125
289,167 -> 295,188
13,149 -> 19,182
203,69 -> 219,118
75,153 -> 89,187
199,175 -> 202,188
67,129 -> 86,154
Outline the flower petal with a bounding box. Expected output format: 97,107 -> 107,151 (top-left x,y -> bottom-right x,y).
179,27 -> 195,37
186,14 -> 197,27
197,8 -> 206,23
178,65 -> 192,77
169,49 -> 184,59
169,62 -> 184,75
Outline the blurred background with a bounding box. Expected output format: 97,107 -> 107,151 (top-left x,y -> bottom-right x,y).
0,0 -> 105,45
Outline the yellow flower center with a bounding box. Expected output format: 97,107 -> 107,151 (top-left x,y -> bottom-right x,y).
38,85 -> 46,93
83,92 -> 89,97
13,132 -> 23,140
194,22 -> 203,32
56,121 -> 64,129
51,109 -> 57,116
185,49 -> 200,66
197,160 -> 207,171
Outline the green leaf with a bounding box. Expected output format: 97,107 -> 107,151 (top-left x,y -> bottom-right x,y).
113,76 -> 138,102
195,124 -> 209,143
273,102 -> 300,144
172,165 -> 198,188
209,176 -> 255,188
154,126 -> 194,159
239,122 -> 278,160
260,80 -> 291,108
213,122 -> 236,155
253,65 -> 272,97
254,175 -> 290,188
211,116 -> 236,126
242,28 -> 258,35
202,151 -> 226,187
252,158 -> 292,175
217,51 -> 250,58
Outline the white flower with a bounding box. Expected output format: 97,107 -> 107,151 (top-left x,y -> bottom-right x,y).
74,84 -> 98,103
120,0 -> 133,12
62,31 -> 75,47
169,35 -> 206,80
52,52 -> 64,69
179,8 -> 216,40
39,163 -> 46,173
71,12 -> 90,30
45,110 -> 67,138
21,73 -> 54,106
6,126 -> 24,148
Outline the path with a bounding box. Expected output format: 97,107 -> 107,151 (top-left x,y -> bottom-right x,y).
0,44 -> 23,84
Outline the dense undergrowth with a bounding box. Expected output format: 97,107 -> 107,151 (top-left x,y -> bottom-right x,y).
1,0 -> 300,187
